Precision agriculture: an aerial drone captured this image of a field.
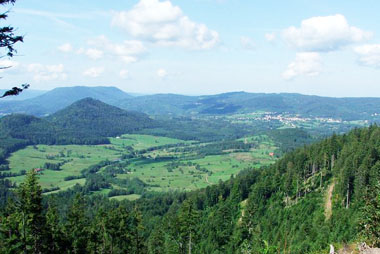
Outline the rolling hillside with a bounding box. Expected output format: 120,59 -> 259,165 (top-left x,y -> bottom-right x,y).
1,87 -> 380,121
0,86 -> 132,116
0,98 -> 155,162
47,97 -> 154,137
119,92 -> 380,120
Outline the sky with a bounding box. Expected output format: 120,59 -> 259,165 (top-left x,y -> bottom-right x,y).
0,0 -> 380,97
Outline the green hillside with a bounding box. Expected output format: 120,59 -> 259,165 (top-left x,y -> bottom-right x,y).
1,125 -> 379,253
0,86 -> 132,116
2,88 -> 380,121
119,92 -> 380,120
0,99 -> 155,164
48,98 -> 154,137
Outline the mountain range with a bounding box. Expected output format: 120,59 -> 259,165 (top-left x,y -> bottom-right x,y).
0,86 -> 132,116
1,86 -> 380,120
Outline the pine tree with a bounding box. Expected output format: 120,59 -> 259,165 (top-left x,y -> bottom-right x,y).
130,206 -> 145,254
177,200 -> 199,254
0,200 -> 23,254
360,181 -> 380,247
148,224 -> 165,254
17,170 -> 47,254
65,194 -> 89,254
0,170 -> 47,254
46,201 -> 66,253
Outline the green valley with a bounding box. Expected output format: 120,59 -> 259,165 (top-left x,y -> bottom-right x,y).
5,134 -> 277,196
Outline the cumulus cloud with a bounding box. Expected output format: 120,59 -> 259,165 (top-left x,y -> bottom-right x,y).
119,69 -> 130,79
240,36 -> 255,50
157,68 -> 168,78
354,44 -> 380,68
282,52 -> 322,80
83,67 -> 104,78
87,36 -> 146,63
84,48 -> 104,60
58,43 -> 73,53
27,63 -> 67,81
112,0 -> 219,50
265,33 -> 276,42
283,14 -> 372,52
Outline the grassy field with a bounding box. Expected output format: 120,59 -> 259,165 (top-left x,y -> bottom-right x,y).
116,135 -> 277,192
110,194 -> 141,201
109,134 -> 192,150
7,145 -> 122,188
5,135 -> 191,190
6,134 -> 277,198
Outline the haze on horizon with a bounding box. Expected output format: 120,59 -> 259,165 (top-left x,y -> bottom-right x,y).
1,0 -> 380,97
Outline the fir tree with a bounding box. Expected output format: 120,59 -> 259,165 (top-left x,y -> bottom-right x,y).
360,181 -> 380,247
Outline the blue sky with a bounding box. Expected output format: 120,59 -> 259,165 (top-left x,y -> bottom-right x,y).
0,0 -> 380,97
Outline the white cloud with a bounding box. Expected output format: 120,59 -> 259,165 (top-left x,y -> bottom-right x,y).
27,63 -> 67,82
240,36 -> 255,50
157,68 -> 168,78
83,67 -> 104,78
112,0 -> 219,50
0,60 -> 19,73
85,48 -> 104,60
282,52 -> 322,80
58,43 -> 73,53
119,69 -> 130,79
283,14 -> 372,52
87,36 -> 146,63
354,44 -> 380,68
265,33 -> 276,42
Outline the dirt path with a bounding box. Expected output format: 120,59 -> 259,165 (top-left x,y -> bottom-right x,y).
205,175 -> 211,184
325,181 -> 335,220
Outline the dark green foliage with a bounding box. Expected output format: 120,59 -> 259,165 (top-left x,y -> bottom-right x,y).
360,182 -> 380,247
43,162 -> 62,171
268,128 -> 314,153
0,113 -> 110,146
0,86 -> 133,116
1,126 -> 380,253
117,92 -> 380,121
65,194 -> 90,253
48,97 -> 154,137
0,170 -> 48,253
0,98 -> 156,162
142,125 -> 380,253
138,116 -> 269,142
0,0 -> 23,58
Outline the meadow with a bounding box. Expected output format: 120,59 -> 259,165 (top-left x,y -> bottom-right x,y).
6,134 -> 277,199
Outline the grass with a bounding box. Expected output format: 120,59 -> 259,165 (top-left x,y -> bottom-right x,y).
116,136 -> 277,192
7,144 -> 122,189
110,194 -> 141,201
6,134 -> 278,195
109,134 -> 192,150
6,135 -> 190,191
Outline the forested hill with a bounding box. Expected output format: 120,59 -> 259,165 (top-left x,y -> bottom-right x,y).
2,87 -> 380,121
0,86 -> 132,116
1,126 -> 379,253
133,125 -> 380,253
47,97 -> 154,137
119,92 -> 380,120
0,98 -> 155,163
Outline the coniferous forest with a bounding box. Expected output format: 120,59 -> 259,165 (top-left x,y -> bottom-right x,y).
1,125 -> 380,253
1,0 -> 380,253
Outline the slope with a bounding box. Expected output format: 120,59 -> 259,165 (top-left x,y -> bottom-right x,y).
118,92 -> 380,120
0,98 -> 155,163
47,97 -> 154,137
140,125 -> 380,253
0,86 -> 132,116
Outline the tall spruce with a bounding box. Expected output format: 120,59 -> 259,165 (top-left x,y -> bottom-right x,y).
65,194 -> 89,254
